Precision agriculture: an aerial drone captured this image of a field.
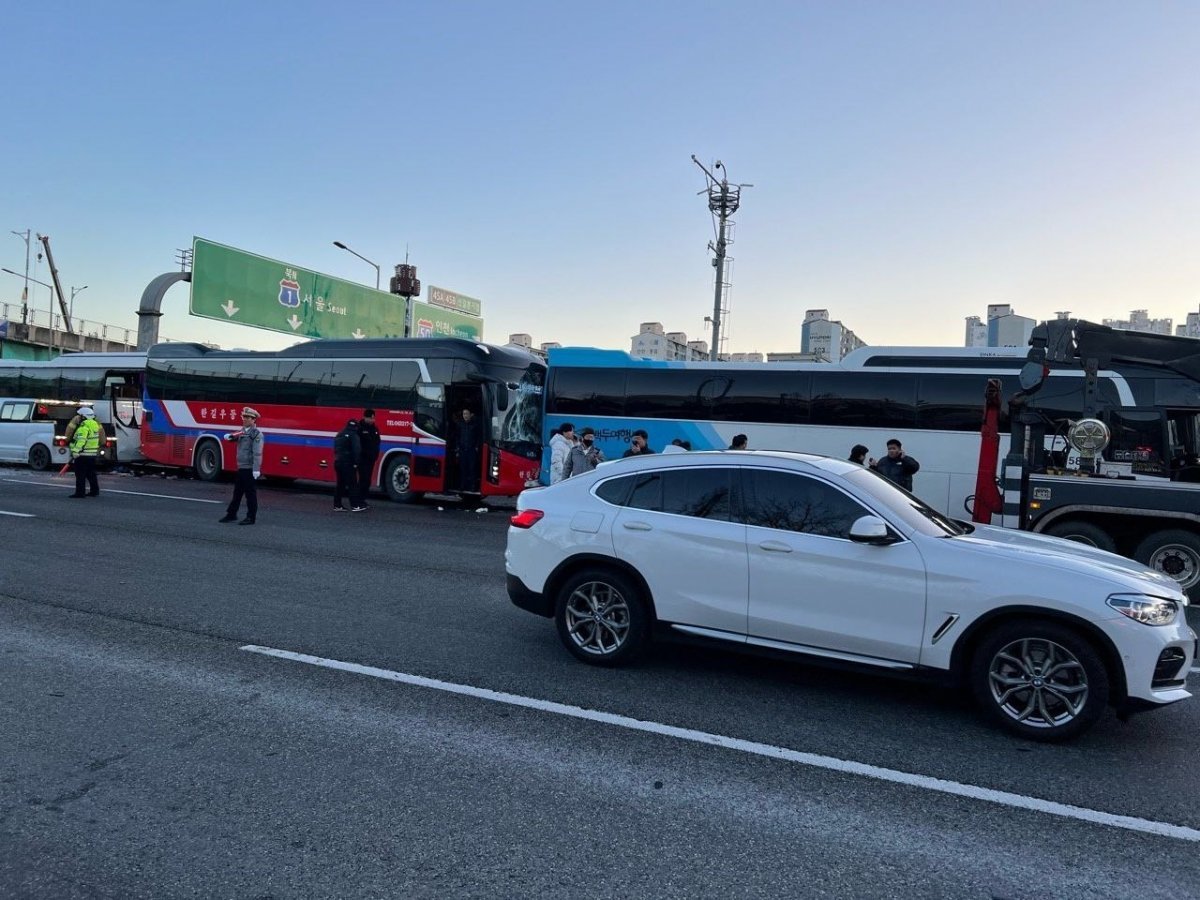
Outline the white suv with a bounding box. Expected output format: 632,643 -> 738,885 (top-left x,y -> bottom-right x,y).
506,451 -> 1196,740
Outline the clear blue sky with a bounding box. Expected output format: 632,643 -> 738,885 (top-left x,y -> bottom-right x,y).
2,1 -> 1197,352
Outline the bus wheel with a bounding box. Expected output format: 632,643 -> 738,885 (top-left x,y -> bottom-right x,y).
194,439 -> 222,482
1043,520 -> 1116,554
28,444 -> 52,471
1134,529 -> 1200,599
383,454 -> 424,503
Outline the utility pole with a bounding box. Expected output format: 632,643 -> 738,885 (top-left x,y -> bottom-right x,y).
691,156 -> 750,361
10,229 -> 31,324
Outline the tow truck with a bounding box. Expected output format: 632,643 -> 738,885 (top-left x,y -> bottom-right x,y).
976,318 -> 1200,600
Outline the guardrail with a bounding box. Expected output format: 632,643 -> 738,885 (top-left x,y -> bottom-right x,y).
0,302 -> 180,352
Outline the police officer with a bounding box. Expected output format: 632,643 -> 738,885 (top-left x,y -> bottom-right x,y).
68,406 -> 102,498
333,418 -> 365,512
219,407 -> 263,524
357,408 -> 381,505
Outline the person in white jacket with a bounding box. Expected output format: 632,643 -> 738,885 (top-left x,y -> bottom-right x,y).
549,422 -> 576,484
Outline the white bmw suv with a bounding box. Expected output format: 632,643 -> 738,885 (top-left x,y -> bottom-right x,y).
506,451 -> 1196,741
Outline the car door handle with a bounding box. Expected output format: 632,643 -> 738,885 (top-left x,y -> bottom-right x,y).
758,541 -> 793,553
622,521 -> 652,531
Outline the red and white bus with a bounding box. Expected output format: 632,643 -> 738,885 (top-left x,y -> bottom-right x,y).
141,339 -> 545,501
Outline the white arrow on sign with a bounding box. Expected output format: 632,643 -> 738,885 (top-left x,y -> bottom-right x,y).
221,300 -> 239,317
287,314 -> 303,330
352,329 -> 366,339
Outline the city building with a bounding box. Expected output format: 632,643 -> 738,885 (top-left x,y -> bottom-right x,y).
727,352 -> 764,363
963,304 -> 1036,348
1176,310 -> 1200,339
800,309 -> 866,363
964,316 -> 987,348
506,333 -> 561,361
1102,309 -> 1173,335
630,322 -> 709,361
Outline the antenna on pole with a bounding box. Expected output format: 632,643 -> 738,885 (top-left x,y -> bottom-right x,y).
692,155 -> 751,361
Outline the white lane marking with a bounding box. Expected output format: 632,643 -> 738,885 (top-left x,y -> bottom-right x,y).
1,479 -> 220,504
1191,667 -> 1200,676
241,644 -> 1200,844
103,489 -> 221,504
0,510 -> 35,518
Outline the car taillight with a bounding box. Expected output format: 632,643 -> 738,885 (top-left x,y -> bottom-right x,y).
510,509 -> 544,529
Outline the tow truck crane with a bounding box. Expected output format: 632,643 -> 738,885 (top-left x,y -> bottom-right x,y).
982,318 -> 1200,600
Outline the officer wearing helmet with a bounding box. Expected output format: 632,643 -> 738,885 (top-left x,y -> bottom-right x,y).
68,407 -> 102,498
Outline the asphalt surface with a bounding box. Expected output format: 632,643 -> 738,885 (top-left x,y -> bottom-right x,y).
2,467 -> 1199,898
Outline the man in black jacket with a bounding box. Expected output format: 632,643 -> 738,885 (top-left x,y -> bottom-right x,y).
333,419 -> 365,511
871,438 -> 920,491
357,408 -> 381,505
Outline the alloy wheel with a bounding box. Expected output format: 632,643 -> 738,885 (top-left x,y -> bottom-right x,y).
988,638 -> 1089,729
563,581 -> 631,657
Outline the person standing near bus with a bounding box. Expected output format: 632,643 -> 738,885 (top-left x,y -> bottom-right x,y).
333,418 -> 365,512
357,409 -> 381,504
548,422 -> 575,484
872,438 -> 920,490
219,407 -> 263,525
68,407 -> 101,498
622,429 -> 655,458
849,444 -> 871,466
454,408 -> 481,492
563,427 -> 604,478
729,434 -> 749,450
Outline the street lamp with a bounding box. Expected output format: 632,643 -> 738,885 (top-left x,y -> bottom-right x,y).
70,285 -> 88,325
2,267 -> 54,324
332,240 -> 380,290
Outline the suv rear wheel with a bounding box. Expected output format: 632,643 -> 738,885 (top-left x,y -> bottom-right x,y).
554,567 -> 650,666
970,620 -> 1109,741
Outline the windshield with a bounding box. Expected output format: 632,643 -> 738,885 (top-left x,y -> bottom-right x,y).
498,364 -> 544,455
844,467 -> 967,538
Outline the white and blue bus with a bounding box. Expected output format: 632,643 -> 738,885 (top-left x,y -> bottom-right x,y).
542,345 -> 1199,522
0,352 -> 146,469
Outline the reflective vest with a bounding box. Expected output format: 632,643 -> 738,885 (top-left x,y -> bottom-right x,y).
70,418 -> 102,456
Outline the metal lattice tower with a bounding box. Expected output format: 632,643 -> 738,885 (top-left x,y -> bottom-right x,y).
692,156 -> 751,361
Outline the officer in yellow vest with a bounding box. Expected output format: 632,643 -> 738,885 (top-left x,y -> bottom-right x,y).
68,407 -> 102,498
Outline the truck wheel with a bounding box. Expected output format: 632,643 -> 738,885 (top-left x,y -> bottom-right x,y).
970,620 -> 1109,742
194,439 -> 222,482
28,444 -> 52,471
1042,520 -> 1116,554
1134,529 -> 1200,598
383,454 -> 424,503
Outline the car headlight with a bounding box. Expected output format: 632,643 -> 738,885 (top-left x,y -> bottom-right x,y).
1106,593 -> 1181,626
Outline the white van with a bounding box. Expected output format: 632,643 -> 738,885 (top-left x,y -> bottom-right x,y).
0,399 -> 114,470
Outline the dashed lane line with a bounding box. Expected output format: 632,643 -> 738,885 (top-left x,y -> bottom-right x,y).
1,479 -> 220,504
241,643 -> 1200,844
0,510 -> 35,517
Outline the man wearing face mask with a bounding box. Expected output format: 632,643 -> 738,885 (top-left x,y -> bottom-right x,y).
563,426 -> 604,478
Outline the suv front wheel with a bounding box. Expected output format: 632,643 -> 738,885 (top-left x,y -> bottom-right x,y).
554,567 -> 650,666
970,620 -> 1109,741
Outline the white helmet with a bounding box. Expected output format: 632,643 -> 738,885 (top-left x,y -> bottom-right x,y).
78,407 -> 95,418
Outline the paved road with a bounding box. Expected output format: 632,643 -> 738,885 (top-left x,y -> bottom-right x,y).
2,468 -> 1199,898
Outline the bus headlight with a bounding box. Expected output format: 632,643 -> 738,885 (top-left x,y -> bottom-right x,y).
1106,594 -> 1180,626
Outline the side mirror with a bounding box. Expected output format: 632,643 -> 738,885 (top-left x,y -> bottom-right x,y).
848,515 -> 896,545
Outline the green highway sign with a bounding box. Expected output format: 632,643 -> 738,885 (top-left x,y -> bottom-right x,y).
190,238 -> 408,340
426,285 -> 483,318
410,299 -> 484,341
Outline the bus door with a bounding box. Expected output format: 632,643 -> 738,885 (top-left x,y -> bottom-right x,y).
107,373 -> 144,464
409,383 -> 448,493
445,385 -> 484,493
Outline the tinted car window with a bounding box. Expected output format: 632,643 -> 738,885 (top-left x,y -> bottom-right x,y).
615,467 -> 733,521
595,475 -> 633,506
662,468 -> 732,520
739,470 -> 866,538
